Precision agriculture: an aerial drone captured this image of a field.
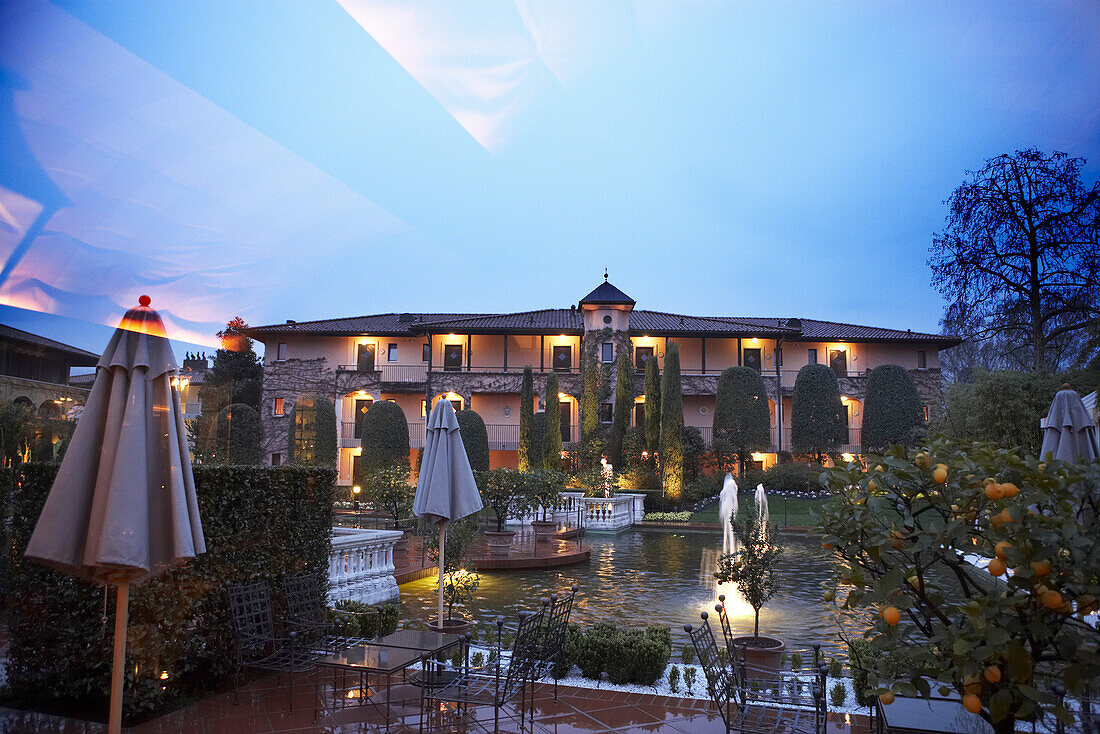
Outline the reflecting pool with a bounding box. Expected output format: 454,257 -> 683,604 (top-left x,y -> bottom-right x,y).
396,528 -> 872,659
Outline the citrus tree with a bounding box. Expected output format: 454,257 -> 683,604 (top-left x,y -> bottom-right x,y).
714,510 -> 784,640
361,464 -> 414,529
817,439 -> 1100,733
478,468 -> 531,531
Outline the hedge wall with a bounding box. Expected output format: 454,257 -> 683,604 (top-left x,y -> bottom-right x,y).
5,463 -> 335,724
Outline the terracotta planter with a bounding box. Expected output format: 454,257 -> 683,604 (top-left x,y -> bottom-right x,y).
732,635 -> 786,672
483,530 -> 515,557
531,520 -> 557,541
432,618 -> 471,636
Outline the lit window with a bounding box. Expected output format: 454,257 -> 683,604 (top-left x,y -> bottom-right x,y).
922,405 -> 930,423
917,351 -> 927,369
601,343 -> 613,363
273,397 -> 285,416
599,403 -> 613,423
276,342 -> 287,361
388,343 -> 398,362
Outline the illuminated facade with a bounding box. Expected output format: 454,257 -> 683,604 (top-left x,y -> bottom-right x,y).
246,280 -> 959,484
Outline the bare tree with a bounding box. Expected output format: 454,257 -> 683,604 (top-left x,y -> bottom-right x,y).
929,149 -> 1100,372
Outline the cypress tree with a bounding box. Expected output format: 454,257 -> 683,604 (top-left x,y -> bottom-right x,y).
314,396 -> 338,469
456,409 -> 490,472
660,343 -> 684,500
609,353 -> 632,470
790,364 -> 846,461
644,355 -> 661,453
217,403 -> 263,465
861,364 -> 923,452
542,372 -> 562,471
518,366 -> 534,471
712,366 -> 771,475
581,352 -> 600,443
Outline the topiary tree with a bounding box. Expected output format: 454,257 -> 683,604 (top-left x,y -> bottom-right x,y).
644,355 -> 661,453
542,372 -> 562,471
478,468 -> 531,531
790,364 -> 846,462
518,367 -> 534,471
531,411 -> 548,468
314,395 -> 337,469
712,366 -> 771,476
818,440 -> 1100,733
361,464 -> 413,529
609,353 -> 632,470
862,365 -> 924,453
215,403 -> 263,464
660,343 -> 684,500
358,400 -> 410,476
456,409 -> 490,472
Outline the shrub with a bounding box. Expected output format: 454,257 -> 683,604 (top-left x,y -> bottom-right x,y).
790,364 -> 846,459
790,652 -> 802,671
359,400 -> 410,474
574,622 -> 616,679
333,600 -> 399,639
712,366 -> 771,473
684,666 -> 697,694
668,665 -> 680,692
564,622 -> 671,686
684,473 -> 721,504
360,464 -> 413,528
518,367 -> 534,471
6,463 -> 334,724
471,651 -> 485,668
742,467 -> 765,490
681,426 -> 705,483
828,657 -> 843,678
215,403 -> 263,465
642,511 -> 692,523
553,623 -> 584,679
762,462 -> 822,495
456,409 -> 490,472
830,681 -> 847,707
861,365 -> 924,452
313,395 -> 338,469
660,344 -> 684,500
681,644 -> 696,666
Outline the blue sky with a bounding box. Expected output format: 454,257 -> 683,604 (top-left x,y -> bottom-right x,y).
1,0 -> 1098,357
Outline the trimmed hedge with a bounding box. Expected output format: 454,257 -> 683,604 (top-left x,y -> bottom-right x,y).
5,463 -> 335,724
456,409 -> 490,472
790,364 -> 846,456
861,364 -> 923,452
358,400 -> 410,475
557,621 -> 671,685
215,403 -> 263,465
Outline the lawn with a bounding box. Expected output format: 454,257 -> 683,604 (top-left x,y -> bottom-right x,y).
690,496 -> 824,528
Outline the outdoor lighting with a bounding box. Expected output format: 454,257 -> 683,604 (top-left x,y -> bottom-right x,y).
641,451 -> 648,459
159,671 -> 169,680
353,485 -> 361,494
751,452 -> 765,462
841,453 -> 854,463
358,390 -> 366,396
751,337 -> 759,345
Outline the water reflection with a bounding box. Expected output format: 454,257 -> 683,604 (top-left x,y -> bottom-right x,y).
396,529 -> 872,658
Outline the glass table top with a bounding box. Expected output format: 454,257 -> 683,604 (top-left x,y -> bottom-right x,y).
879,697 -> 993,734
372,629 -> 462,653
317,644 -> 423,674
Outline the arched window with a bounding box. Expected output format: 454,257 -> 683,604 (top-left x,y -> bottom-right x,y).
38,401 -> 61,420
291,395 -> 317,465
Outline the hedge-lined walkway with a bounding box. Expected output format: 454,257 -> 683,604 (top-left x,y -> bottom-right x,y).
0,675 -> 871,733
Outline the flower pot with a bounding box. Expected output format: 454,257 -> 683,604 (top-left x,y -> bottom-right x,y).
432,618 -> 471,636
483,530 -> 515,557
531,520 -> 557,541
731,635 -> 786,672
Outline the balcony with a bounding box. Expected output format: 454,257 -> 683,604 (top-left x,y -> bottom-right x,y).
335,364 -> 429,383
341,422 -> 577,451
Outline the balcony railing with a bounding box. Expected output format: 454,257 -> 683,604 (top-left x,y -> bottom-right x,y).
334,364 -> 429,382
770,426 -> 861,454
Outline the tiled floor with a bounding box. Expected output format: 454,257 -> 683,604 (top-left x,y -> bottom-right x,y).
0,673 -> 870,733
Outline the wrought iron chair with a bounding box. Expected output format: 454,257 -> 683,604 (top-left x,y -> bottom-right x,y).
420,607 -> 546,733
534,585 -> 579,701
686,611 -> 821,734
712,596 -> 826,727
282,573 -> 376,654
226,579 -> 317,712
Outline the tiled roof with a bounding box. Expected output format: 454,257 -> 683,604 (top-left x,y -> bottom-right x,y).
246,310 -> 959,345
0,324 -> 100,364
579,280 -> 635,306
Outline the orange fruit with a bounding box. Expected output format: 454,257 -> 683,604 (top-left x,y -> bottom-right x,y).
1043,590 -> 1063,609
915,453 -> 930,469
996,509 -> 1014,525
932,465 -> 948,484
881,606 -> 901,626
822,542 -> 834,550
879,691 -> 895,705
994,541 -> 1011,561
987,558 -> 1006,577
1031,560 -> 1051,577
984,666 -> 1001,684
1001,482 -> 1019,498
984,483 -> 1004,500
963,694 -> 982,714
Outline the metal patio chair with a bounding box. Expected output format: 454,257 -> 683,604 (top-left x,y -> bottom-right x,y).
420,607 -> 546,733
282,573 -> 377,654
226,579 -> 317,712
712,596 -> 826,726
533,585 -> 579,701
685,611 -> 821,734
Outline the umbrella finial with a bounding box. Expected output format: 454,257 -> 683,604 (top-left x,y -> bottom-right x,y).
138,295 -> 151,307
1062,383 -> 1071,390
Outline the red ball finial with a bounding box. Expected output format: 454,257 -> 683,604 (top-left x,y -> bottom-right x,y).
138,295 -> 151,307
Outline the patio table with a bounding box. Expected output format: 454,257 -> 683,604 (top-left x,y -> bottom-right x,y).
875,695 -> 993,734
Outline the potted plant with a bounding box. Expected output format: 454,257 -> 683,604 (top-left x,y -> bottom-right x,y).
362,464 -> 414,550
478,468 -> 528,556
714,507 -> 786,668
427,518 -> 479,632
527,470 -> 565,542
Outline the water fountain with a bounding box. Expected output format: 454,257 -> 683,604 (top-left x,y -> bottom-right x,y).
718,473 -> 738,554
755,483 -> 769,525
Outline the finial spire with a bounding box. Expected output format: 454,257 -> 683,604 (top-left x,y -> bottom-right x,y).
603,268 -> 608,281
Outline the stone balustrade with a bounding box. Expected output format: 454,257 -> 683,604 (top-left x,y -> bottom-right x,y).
508,492 -> 646,531
328,527 -> 403,605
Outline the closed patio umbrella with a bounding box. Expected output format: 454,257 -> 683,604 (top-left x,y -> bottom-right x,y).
24,296 -> 205,734
1041,384 -> 1099,464
414,399 -> 483,629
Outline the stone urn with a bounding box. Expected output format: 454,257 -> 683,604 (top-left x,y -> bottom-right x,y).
732,635 -> 786,672
483,529 -> 515,557
531,519 -> 557,542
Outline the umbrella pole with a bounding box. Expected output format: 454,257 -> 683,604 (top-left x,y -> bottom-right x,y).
109,580 -> 129,734
438,522 -> 446,630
